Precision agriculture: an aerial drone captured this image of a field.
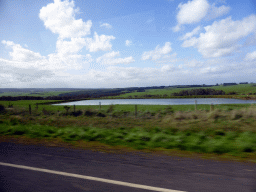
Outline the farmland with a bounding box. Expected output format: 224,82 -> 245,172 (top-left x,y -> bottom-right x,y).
0,84 -> 256,163
0,100 -> 256,163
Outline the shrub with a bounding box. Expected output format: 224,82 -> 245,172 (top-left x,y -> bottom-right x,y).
10,116 -> 23,125
207,110 -> 223,120
207,139 -> 234,154
230,110 -> 243,120
215,129 -> 225,136
96,112 -> 106,117
71,110 -> 83,117
106,104 -> 114,113
164,106 -> 174,114
11,125 -> 28,135
225,131 -> 238,140
124,133 -> 139,142
0,104 -> 5,113
42,108 -> 54,115
174,111 -> 186,120
63,106 -> 71,114
84,109 -> 96,116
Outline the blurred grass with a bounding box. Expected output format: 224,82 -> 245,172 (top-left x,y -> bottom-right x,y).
0,101 -> 256,160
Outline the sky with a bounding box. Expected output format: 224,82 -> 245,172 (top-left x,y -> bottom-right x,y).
0,0 -> 256,88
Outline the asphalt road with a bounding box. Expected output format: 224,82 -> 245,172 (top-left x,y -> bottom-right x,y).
0,142 -> 255,192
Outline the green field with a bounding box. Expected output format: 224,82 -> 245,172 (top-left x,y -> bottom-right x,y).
108,84 -> 256,99
1,100 -> 255,113
1,84 -> 256,99
0,91 -> 79,97
0,100 -> 256,162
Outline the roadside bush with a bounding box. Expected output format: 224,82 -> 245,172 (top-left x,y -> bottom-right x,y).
225,131 -> 238,141
215,129 -> 225,136
11,125 -> 28,135
235,131 -> 256,152
206,139 -> 235,154
111,111 -> 130,118
9,116 -> 23,125
106,104 -> 114,113
207,110 -> 224,120
96,112 -> 106,117
230,110 -> 243,120
141,110 -> 154,119
137,132 -> 151,142
174,111 -> 186,120
84,109 -> 96,116
71,110 -> 83,117
42,108 -> 54,116
164,106 -> 174,114
243,107 -> 256,118
185,134 -> 204,152
228,91 -> 237,95
0,104 -> 5,113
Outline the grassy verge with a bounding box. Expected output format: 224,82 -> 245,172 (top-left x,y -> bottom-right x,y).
0,102 -> 256,163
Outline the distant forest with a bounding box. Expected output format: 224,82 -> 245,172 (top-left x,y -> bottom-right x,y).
172,88 -> 225,96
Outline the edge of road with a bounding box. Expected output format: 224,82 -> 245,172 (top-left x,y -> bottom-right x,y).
0,135 -> 255,165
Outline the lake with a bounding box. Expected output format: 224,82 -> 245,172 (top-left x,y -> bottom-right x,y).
53,98 -> 256,106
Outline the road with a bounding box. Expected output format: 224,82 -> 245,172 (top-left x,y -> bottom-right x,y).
0,142 -> 255,192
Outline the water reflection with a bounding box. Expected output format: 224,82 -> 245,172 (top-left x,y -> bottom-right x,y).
53,98 -> 256,106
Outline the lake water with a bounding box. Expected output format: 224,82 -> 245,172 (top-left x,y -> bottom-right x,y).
53,98 -> 256,106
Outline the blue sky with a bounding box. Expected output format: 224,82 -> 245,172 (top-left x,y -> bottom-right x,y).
1,0 -> 256,88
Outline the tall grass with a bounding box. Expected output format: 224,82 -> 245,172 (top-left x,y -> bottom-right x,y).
1,102 -> 256,158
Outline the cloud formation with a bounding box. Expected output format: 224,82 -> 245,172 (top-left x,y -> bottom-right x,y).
245,51 -> 256,61
96,51 -> 135,65
2,40 -> 45,63
141,42 -> 172,61
85,32 -> 115,52
39,0 -> 92,39
173,0 -> 230,32
205,3 -> 230,20
182,15 -> 256,58
100,23 -> 112,29
173,0 -> 209,32
125,40 -> 132,46
180,26 -> 201,40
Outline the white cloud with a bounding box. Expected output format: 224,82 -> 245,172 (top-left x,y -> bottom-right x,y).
56,38 -> 86,55
141,42 -> 172,61
180,26 -> 201,40
1,40 -> 92,74
206,3 -> 230,20
182,15 -> 256,58
0,58 -> 54,84
85,32 -> 115,52
125,40 -> 132,46
2,40 -> 45,63
182,37 -> 198,47
39,0 -> 92,39
173,0 -> 209,32
96,51 -> 135,65
245,51 -> 256,61
173,0 -> 231,32
155,53 -> 178,64
48,53 -> 92,70
100,23 -> 112,29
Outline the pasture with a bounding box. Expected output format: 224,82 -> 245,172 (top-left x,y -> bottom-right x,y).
0,100 -> 256,163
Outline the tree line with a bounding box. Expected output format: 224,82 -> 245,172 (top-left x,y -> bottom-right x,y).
172,88 -> 225,96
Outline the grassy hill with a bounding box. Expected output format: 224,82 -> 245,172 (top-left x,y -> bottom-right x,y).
111,84 -> 256,99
